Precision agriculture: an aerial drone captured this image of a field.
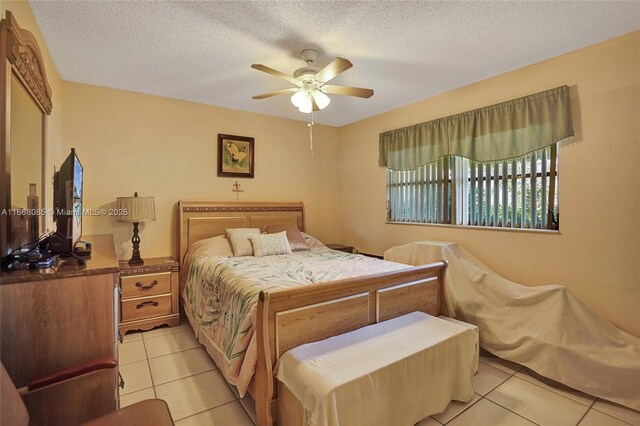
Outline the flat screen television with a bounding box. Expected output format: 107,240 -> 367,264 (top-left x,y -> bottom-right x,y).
53,148 -> 83,252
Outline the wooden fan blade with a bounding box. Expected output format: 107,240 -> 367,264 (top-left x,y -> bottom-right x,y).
252,88 -> 299,100
323,85 -> 374,98
314,57 -> 353,84
251,64 -> 298,84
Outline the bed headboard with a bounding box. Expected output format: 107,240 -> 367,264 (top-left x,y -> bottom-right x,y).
178,201 -> 305,263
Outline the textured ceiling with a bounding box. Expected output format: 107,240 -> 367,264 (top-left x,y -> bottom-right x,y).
29,1 -> 640,127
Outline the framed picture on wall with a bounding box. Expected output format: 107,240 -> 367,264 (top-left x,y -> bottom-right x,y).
217,134 -> 255,178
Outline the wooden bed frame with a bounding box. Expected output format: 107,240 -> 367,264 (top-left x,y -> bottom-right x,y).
178,201 -> 448,426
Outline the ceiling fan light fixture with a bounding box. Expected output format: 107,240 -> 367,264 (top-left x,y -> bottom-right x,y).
312,90 -> 330,110
292,90 -> 313,113
291,88 -> 330,113
298,99 -> 313,114
291,90 -> 309,109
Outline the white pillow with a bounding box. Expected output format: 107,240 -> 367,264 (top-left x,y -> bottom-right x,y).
249,231 -> 292,258
190,235 -> 234,257
226,228 -> 261,256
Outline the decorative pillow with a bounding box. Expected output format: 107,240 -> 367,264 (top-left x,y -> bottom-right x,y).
226,228 -> 261,256
301,232 -> 326,249
265,224 -> 309,251
249,231 -> 292,258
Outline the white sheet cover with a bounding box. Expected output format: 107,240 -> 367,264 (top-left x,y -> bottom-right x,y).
276,312 -> 478,426
438,315 -> 479,374
384,241 -> 640,410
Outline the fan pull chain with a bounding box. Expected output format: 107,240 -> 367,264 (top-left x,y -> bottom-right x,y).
308,111 -> 314,155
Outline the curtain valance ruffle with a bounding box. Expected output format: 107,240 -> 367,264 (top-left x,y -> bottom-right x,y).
379,86 -> 573,171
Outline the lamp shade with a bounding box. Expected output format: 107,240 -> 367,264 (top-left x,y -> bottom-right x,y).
116,196 -> 156,223
291,90 -> 309,109
291,91 -> 312,113
312,90 -> 330,109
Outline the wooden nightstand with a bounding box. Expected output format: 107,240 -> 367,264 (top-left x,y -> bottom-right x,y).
326,243 -> 356,254
118,257 -> 180,334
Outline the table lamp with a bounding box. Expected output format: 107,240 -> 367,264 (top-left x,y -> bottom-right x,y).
116,192 -> 155,266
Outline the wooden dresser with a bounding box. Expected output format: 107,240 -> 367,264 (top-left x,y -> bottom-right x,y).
0,235 -> 120,425
118,257 -> 180,335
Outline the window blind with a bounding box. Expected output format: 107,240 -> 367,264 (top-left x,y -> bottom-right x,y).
387,145 -> 559,229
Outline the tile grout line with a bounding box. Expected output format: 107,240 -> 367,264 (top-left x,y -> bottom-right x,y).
233,386 -> 256,425
143,329 -> 192,343
439,360 -> 514,425
589,403 -> 637,426
148,368 -> 234,421
141,329 -> 202,360
574,409 -> 589,426
489,365 -> 640,426
141,325 -> 191,341
574,397 -> 599,426
145,344 -> 204,360
504,361 -> 636,424
444,363 -> 542,426
151,366 -> 218,388
141,337 -> 217,387
479,395 -> 543,426
438,394 -> 483,425
120,386 -> 155,400
141,333 -> 158,399
507,374 -> 596,408
141,342 -> 207,360
515,370 -> 597,407
482,364 -> 603,426
479,367 -> 544,426
478,358 -> 523,376
172,399 -> 239,423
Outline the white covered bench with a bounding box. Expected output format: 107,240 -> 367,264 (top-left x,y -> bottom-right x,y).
275,312 -> 479,426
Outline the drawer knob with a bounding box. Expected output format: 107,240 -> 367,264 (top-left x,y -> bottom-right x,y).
136,300 -> 159,309
135,280 -> 158,290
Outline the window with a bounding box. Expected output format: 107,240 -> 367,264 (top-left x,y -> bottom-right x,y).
387,145 -> 559,230
380,86 -> 571,230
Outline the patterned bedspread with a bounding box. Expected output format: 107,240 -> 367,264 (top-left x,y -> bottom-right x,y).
181,244 -> 407,396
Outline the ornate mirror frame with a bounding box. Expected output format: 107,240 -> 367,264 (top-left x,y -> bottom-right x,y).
0,10 -> 53,256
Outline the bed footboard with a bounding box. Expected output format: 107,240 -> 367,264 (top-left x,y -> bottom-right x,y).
254,261 -> 448,426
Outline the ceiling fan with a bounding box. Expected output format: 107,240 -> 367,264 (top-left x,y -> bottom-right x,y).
251,49 -> 374,113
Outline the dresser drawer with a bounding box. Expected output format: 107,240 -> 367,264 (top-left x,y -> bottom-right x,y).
121,272 -> 171,299
121,294 -> 172,321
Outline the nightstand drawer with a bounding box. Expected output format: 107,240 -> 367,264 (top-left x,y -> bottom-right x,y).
121,272 -> 171,298
121,294 -> 172,321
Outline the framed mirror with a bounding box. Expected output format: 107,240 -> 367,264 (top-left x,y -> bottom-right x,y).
1,11 -> 53,256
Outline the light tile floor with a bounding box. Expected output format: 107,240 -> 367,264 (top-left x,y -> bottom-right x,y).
119,323 -> 253,425
120,323 -> 639,426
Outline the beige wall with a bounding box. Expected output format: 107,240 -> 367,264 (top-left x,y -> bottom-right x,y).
61,82 -> 341,260
2,1 -> 64,231
338,31 -> 640,336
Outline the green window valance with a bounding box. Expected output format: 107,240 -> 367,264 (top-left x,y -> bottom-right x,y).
379,86 -> 573,171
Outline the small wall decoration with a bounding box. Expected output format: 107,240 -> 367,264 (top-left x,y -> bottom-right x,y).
217,134 -> 254,178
